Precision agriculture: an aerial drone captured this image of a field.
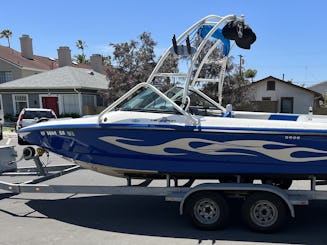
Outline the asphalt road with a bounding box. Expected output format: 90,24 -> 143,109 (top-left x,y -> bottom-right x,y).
1,132 -> 327,245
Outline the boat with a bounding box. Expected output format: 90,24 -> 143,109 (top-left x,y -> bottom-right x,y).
18,14 -> 327,186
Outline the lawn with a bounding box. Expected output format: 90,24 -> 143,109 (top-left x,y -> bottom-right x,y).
3,127 -> 15,132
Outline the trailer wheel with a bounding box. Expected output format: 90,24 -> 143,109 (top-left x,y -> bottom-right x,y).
186,191 -> 229,230
242,192 -> 287,233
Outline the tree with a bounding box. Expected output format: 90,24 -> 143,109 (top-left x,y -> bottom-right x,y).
75,54 -> 87,64
0,29 -> 12,48
103,32 -> 178,104
102,55 -> 112,66
76,39 -> 86,54
221,70 -> 252,109
75,40 -> 88,64
244,69 -> 257,82
104,32 -> 159,103
201,56 -> 252,110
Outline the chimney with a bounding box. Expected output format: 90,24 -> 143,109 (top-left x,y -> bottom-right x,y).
90,54 -> 104,74
57,46 -> 72,67
20,34 -> 33,60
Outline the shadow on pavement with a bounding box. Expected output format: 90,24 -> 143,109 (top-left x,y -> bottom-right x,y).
0,193 -> 17,200
25,194 -> 327,244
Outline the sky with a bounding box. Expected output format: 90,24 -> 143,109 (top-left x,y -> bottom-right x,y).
1,0 -> 327,87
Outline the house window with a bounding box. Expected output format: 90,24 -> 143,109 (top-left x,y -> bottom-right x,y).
281,97 -> 294,113
83,95 -> 96,106
267,80 -> 275,90
0,71 -> 13,84
62,94 -> 79,114
262,97 -> 271,101
13,94 -> 29,115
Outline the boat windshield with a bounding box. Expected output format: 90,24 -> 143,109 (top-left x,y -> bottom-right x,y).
116,86 -> 180,114
116,85 -> 221,116
166,87 -> 222,116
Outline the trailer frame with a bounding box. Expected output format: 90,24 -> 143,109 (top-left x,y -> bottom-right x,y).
1,154 -> 327,233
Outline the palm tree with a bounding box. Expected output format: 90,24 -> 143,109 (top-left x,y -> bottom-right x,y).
76,40 -> 86,54
0,29 -> 13,48
75,40 -> 87,63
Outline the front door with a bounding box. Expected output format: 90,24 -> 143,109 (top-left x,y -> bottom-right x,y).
280,97 -> 294,113
42,96 -> 59,116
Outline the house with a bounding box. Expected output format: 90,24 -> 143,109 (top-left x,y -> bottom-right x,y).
0,66 -> 108,118
0,34 -> 106,120
0,35 -> 104,84
247,76 -> 323,114
0,35 -> 57,83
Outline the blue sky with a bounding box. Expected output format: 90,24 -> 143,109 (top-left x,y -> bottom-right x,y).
1,0 -> 327,86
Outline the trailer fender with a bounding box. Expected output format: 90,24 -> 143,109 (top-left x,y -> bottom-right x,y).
179,183 -> 295,218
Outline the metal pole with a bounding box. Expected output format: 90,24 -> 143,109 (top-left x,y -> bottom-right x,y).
239,54 -> 243,79
166,174 -> 171,187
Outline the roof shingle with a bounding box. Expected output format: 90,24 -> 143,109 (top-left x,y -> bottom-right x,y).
0,45 -> 92,71
0,66 -> 108,90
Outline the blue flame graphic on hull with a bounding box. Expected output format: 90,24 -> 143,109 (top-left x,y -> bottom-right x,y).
100,136 -> 327,162
22,126 -> 327,177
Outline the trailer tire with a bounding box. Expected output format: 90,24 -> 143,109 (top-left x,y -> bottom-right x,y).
186,191 -> 229,230
242,192 -> 287,233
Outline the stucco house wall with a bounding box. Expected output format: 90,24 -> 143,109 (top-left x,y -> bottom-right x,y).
248,76 -> 321,114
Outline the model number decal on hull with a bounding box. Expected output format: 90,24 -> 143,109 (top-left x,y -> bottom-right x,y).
40,130 -> 75,136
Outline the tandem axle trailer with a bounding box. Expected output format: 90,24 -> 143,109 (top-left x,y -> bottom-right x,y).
1,147 -> 327,233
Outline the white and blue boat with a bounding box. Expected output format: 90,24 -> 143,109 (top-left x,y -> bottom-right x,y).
19,15 -> 327,186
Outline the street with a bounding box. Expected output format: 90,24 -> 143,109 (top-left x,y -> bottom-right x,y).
1,131 -> 327,245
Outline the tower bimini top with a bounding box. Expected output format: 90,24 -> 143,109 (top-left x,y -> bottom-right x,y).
99,14 -> 256,124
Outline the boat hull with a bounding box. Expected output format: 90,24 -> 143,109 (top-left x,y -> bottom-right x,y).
19,123 -> 327,179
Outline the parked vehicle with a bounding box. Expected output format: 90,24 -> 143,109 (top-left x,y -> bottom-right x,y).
16,108 -> 57,144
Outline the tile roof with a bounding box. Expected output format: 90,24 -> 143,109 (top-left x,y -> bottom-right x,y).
0,66 -> 108,90
0,45 -> 91,71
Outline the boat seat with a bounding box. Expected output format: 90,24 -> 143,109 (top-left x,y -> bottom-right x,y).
222,111 -> 232,117
222,104 -> 233,118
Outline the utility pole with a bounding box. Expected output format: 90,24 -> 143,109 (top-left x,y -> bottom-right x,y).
238,55 -> 243,79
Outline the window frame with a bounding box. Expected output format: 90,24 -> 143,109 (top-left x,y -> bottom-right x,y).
83,94 -> 96,107
0,71 -> 13,84
266,80 -> 276,91
12,94 -> 29,115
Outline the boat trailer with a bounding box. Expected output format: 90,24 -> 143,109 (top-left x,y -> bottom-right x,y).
1,146 -> 327,233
